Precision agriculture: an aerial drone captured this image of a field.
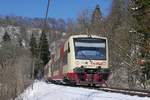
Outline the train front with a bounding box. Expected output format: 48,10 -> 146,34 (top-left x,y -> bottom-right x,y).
72,35 -> 110,86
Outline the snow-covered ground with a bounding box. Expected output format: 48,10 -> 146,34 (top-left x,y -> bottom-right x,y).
16,81 -> 150,100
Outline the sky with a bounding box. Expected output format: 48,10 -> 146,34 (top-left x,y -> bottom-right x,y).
0,0 -> 112,20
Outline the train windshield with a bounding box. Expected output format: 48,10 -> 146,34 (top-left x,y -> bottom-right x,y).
74,38 -> 106,60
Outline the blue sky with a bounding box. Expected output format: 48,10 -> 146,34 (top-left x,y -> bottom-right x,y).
0,0 -> 112,20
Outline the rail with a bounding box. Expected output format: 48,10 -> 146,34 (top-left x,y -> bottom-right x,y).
47,81 -> 150,97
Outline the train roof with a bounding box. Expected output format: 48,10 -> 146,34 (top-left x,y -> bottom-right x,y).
68,34 -> 107,39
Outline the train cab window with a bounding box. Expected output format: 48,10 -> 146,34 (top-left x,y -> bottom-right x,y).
68,42 -> 70,53
74,38 -> 106,60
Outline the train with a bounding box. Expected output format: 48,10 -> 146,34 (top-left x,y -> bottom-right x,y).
44,34 -> 111,86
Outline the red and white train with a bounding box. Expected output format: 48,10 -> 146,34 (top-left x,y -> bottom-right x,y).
44,35 -> 111,86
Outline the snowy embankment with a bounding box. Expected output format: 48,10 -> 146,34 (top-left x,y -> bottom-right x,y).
16,81 -> 150,100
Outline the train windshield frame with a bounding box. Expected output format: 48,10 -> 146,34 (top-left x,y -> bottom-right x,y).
73,38 -> 106,60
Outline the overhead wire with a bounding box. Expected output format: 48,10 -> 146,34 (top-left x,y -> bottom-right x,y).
39,0 -> 51,61
44,0 -> 51,27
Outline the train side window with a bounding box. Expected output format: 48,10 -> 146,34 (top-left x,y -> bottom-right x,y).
68,42 -> 70,53
63,50 -> 67,65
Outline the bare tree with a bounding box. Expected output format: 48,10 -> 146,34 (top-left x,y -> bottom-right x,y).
104,0 -> 141,88
76,9 -> 91,35
0,36 -> 32,100
66,19 -> 75,37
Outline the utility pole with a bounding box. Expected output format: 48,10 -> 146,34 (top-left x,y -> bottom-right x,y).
33,0 -> 51,80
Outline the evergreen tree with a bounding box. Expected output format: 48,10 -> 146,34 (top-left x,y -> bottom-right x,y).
2,32 -> 11,42
91,5 -> 104,35
39,30 -> 50,65
91,5 -> 102,25
29,34 -> 38,58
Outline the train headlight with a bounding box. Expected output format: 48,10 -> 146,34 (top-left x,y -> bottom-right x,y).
85,61 -> 88,64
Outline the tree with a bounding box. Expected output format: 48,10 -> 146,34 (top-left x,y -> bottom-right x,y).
19,26 -> 29,47
91,5 -> 104,36
2,32 -> 11,42
105,0 -> 140,88
0,39 -> 32,100
29,33 -> 38,79
29,33 -> 38,58
66,19 -> 75,36
91,5 -> 102,26
76,10 -> 91,35
39,30 -> 50,65
36,30 -> 50,78
76,5 -> 104,36
130,0 -> 150,84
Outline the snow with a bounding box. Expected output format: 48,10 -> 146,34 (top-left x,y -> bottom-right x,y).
16,81 -> 150,100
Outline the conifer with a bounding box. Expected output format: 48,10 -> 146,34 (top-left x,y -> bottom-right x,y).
2,32 -> 11,42
39,30 -> 50,65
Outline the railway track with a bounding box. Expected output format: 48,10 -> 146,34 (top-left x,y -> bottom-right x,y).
46,81 -> 150,97
96,87 -> 150,97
